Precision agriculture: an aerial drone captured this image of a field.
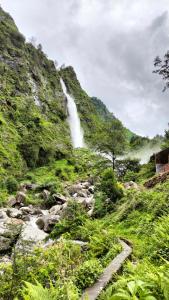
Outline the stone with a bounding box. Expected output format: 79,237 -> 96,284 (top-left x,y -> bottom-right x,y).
68,183 -> 83,195
25,183 -> 39,190
83,197 -> 94,209
87,207 -> 94,217
36,217 -> 45,230
52,193 -> 67,204
16,191 -> 26,204
124,181 -> 139,190
0,236 -> 11,253
6,208 -> 23,219
88,186 -> 95,194
36,214 -> 60,233
44,215 -> 60,232
8,196 -> 17,207
81,181 -> 90,189
42,189 -> 50,200
49,205 -> 62,215
32,208 -> 43,215
20,206 -> 32,215
77,191 -> 88,198
0,210 -> 8,220
21,215 -> 30,222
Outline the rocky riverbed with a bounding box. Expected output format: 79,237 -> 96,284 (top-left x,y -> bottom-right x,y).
0,180 -> 95,262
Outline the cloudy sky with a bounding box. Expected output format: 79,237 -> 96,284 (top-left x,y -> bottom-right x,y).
1,0 -> 169,137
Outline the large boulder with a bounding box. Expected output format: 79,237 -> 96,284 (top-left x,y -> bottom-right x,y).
6,208 -> 23,219
0,236 -> 11,253
51,194 -> 67,204
42,189 -> 50,200
16,191 -> 26,204
44,215 -> 60,232
36,214 -> 60,233
20,206 -> 32,215
8,196 -> 17,207
49,205 -> 62,215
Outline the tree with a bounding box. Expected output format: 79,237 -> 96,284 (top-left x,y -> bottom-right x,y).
93,119 -> 128,170
154,51 -> 169,91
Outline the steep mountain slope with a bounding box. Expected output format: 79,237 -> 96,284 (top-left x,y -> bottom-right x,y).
0,6 -> 130,178
0,7 -> 72,177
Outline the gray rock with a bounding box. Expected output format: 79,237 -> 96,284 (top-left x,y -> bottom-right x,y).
20,206 -> 32,215
6,208 -> 23,219
87,207 -> 94,217
16,191 -> 26,204
0,236 -> 11,253
44,215 -> 60,232
8,196 -> 17,207
32,208 -> 43,215
21,215 -> 30,222
88,186 -> 95,194
36,214 -> 60,233
52,194 -> 67,204
49,205 -> 62,215
42,189 -> 50,200
36,217 -> 45,230
0,210 -> 8,220
81,182 -> 90,189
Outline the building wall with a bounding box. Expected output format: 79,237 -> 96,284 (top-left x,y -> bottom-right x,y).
156,163 -> 169,173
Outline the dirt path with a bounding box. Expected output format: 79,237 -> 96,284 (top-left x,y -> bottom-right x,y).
81,239 -> 132,300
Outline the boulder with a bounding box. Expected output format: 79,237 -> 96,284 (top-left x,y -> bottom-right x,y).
20,206 -> 32,215
8,196 -> 17,207
16,191 -> 26,204
68,183 -> 83,195
77,191 -> 87,198
0,236 -> 11,253
81,181 -> 90,189
42,189 -> 50,200
0,210 -> 8,220
32,208 -> 43,215
124,181 -> 139,190
6,208 -> 23,219
49,205 -> 62,215
44,215 -> 60,232
36,217 -> 45,230
36,215 -> 60,232
88,186 -> 94,194
87,207 -> 94,217
21,215 -> 30,222
83,197 -> 94,209
25,183 -> 39,190
52,194 -> 67,204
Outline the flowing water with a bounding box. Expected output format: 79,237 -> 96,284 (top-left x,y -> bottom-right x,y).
60,78 -> 84,148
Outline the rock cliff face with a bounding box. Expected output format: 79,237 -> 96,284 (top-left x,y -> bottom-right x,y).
0,6 -> 128,178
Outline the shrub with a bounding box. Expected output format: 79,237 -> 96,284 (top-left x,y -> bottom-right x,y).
75,259 -> 102,290
151,215 -> 169,262
51,201 -> 88,239
100,168 -> 123,202
5,177 -> 18,193
19,280 -> 79,300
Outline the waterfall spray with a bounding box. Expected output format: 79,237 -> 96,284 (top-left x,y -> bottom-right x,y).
60,78 -> 84,148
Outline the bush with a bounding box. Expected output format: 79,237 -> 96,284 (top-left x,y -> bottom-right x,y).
5,177 -> 18,193
99,168 -> 123,202
19,280 -> 79,300
151,215 -> 169,262
51,201 -> 88,239
75,259 -> 102,290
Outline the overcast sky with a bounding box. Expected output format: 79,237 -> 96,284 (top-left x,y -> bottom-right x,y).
1,0 -> 169,137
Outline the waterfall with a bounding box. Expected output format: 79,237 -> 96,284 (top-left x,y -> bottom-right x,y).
60,78 -> 84,148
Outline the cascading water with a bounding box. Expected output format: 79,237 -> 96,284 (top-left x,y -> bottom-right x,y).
60,78 -> 84,148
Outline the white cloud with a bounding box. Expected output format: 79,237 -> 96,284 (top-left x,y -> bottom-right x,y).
1,0 -> 169,136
